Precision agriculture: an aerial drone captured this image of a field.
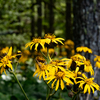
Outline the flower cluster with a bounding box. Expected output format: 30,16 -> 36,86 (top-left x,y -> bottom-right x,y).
26,34 -> 100,97
0,34 -> 99,100
76,46 -> 92,53
0,47 -> 22,75
94,55 -> 100,68
0,47 -> 14,74
25,33 -> 64,51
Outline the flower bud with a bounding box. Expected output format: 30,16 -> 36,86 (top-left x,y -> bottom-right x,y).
16,51 -> 21,59
68,92 -> 74,98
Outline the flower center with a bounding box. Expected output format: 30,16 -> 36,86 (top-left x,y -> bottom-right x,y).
32,39 -> 40,43
40,65 -> 47,71
85,78 -> 93,84
44,34 -> 55,39
1,58 -> 8,65
55,71 -> 65,79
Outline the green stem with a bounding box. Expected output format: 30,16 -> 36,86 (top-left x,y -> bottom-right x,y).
47,48 -> 50,64
46,87 -> 57,100
43,80 -> 51,89
8,70 -> 29,100
40,50 -> 47,59
46,88 -> 53,100
71,90 -> 80,100
14,61 -> 19,73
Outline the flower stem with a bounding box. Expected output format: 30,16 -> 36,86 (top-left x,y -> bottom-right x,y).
14,61 -> 19,73
46,88 -> 53,100
71,90 -> 80,100
40,50 -> 47,59
46,88 -> 57,100
43,80 -> 51,89
8,70 -> 29,100
47,48 -> 50,64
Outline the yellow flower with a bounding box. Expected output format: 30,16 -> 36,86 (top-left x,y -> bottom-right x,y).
0,47 -> 14,74
18,50 -> 31,63
70,54 -> 86,71
33,62 -> 50,80
61,51 -> 67,56
19,55 -> 28,63
1,47 -> 9,54
84,60 -> 94,75
95,61 -> 100,68
0,47 -> 16,75
25,38 -> 47,51
0,56 -> 13,74
76,74 -> 100,94
94,55 -> 100,68
44,34 -> 64,46
71,54 -> 86,62
64,39 -> 74,50
45,67 -> 73,91
94,55 -> 100,62
49,58 -> 71,70
41,48 -> 54,55
76,46 -> 92,53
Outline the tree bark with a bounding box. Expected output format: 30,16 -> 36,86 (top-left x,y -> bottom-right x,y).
73,0 -> 100,99
37,0 -> 42,37
31,0 -> 35,40
44,2 -> 48,34
65,0 -> 72,40
48,0 -> 54,34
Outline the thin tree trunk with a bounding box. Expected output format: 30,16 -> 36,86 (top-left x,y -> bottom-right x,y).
65,1 -> 72,40
44,2 -> 48,34
37,0 -> 42,37
48,0 -> 54,34
73,0 -> 82,49
31,0 -> 35,40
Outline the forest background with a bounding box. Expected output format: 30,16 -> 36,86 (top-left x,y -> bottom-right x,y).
0,0 -> 100,100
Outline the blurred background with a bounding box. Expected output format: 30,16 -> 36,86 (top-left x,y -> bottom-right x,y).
0,0 -> 100,100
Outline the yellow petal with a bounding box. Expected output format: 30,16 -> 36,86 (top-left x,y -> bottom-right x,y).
33,71 -> 38,77
90,85 -> 94,93
79,82 -> 85,89
63,77 -> 73,84
46,76 -> 55,84
0,63 -> 3,67
35,43 -> 39,51
40,42 -> 44,49
56,39 -> 64,45
52,40 -> 58,44
59,66 -> 66,72
84,84 -> 88,94
75,67 -> 79,73
87,85 -> 91,94
7,62 -> 13,70
1,67 -> 4,74
25,42 -> 33,48
39,72 -> 43,80
30,43 -> 34,50
43,71 -> 45,80
51,79 -> 57,89
7,47 -> 12,56
55,80 -> 59,91
61,79 -> 64,90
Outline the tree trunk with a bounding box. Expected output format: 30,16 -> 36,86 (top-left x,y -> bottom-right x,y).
48,0 -> 54,34
73,0 -> 82,49
65,0 -> 72,40
44,2 -> 48,34
37,0 -> 42,37
73,0 -> 100,99
31,0 -> 35,40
